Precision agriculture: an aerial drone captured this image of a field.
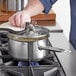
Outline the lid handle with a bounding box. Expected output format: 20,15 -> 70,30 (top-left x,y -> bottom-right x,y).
25,22 -> 36,34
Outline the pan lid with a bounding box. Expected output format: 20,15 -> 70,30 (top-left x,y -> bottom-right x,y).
7,23 -> 49,42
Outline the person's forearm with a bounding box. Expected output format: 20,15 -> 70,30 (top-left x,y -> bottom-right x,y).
23,0 -> 44,17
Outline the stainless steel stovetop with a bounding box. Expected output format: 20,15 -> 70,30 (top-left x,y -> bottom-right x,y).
0,31 -> 65,76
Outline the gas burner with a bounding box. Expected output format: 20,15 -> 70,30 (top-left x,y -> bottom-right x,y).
0,64 -> 61,76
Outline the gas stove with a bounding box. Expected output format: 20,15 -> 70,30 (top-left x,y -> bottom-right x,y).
0,31 -> 65,76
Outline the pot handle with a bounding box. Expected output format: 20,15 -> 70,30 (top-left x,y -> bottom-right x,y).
38,46 -> 71,53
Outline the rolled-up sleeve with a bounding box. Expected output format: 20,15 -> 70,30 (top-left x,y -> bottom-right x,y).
40,0 -> 57,14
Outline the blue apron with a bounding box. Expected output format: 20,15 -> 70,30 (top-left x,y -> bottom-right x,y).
70,0 -> 76,49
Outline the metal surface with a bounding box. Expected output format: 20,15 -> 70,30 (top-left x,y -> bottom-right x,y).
49,29 -> 63,33
38,46 -> 71,53
8,39 -> 48,61
49,32 -> 76,76
44,67 -> 59,76
0,65 -> 63,76
0,65 -> 29,76
31,65 -> 60,76
0,51 -> 3,65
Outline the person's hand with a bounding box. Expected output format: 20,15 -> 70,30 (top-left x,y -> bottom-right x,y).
9,11 -> 31,28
